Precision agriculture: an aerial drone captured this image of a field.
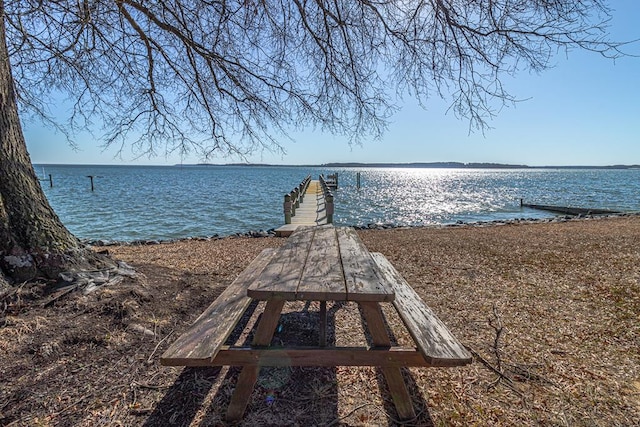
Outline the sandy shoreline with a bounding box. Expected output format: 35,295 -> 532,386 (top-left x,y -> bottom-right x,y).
1,216 -> 639,425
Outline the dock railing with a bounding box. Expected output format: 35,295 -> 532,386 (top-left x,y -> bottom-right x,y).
325,173 -> 338,189
284,175 -> 311,224
319,174 -> 335,224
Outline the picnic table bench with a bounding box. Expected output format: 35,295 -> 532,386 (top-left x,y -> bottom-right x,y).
161,225 -> 471,421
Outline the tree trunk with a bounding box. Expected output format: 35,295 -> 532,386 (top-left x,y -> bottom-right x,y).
0,4 -> 111,284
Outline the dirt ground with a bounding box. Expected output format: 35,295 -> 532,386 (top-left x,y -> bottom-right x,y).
1,216 -> 639,426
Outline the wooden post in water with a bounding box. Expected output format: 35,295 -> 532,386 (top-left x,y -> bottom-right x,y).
87,175 -> 95,191
284,194 -> 292,224
356,172 -> 361,189
49,174 -> 53,188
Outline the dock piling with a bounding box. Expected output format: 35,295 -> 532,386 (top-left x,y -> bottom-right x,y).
326,194 -> 334,224
319,174 -> 335,224
325,173 -> 338,189
284,194 -> 292,224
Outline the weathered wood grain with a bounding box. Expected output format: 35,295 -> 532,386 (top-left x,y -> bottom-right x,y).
160,248 -> 276,366
210,346 -> 429,367
250,226 -> 394,302
226,366 -> 260,421
247,227 -> 315,300
360,301 -> 416,420
296,225 -> 346,300
370,252 -> 472,367
319,301 -> 327,347
162,230 -> 472,422
252,299 -> 286,345
337,228 -> 394,302
226,298 -> 286,421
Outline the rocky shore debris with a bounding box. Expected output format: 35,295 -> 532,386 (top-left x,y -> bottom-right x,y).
85,229 -> 277,247
82,212 -> 640,248
353,211 -> 639,231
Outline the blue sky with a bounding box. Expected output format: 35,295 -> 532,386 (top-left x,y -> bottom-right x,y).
25,2 -> 640,167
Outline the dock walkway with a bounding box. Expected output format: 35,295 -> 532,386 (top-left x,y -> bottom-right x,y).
275,180 -> 330,237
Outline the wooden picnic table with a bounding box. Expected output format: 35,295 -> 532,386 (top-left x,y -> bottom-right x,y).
161,224 -> 471,421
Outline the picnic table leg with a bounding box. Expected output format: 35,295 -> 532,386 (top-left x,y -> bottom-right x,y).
319,301 -> 327,347
226,299 -> 285,421
359,301 -> 416,420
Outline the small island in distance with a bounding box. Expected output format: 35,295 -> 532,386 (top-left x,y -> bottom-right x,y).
177,162 -> 640,169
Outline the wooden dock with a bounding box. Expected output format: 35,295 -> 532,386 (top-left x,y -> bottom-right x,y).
324,173 -> 338,189
275,178 -> 334,237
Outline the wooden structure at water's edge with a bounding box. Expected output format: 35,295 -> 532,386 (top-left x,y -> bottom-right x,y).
325,173 -> 338,189
520,199 -> 621,216
274,175 -> 335,237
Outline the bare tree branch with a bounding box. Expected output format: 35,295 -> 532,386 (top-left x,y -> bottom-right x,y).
3,0 -> 631,159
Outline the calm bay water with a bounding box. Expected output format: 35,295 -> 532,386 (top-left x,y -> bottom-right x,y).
36,164 -> 640,242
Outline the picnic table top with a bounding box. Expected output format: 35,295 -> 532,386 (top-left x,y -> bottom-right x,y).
247,225 -> 395,302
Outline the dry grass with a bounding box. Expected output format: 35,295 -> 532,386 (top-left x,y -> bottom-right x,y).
1,217 -> 639,426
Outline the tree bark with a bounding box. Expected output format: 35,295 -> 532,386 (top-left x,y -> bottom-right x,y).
0,3 -> 111,284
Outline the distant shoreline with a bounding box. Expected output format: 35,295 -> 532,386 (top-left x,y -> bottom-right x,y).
34,162 -> 640,169
217,162 -> 640,169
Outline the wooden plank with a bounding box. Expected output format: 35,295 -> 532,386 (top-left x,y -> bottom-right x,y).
274,224 -> 300,237
319,301 -> 327,347
289,180 -> 327,226
160,248 -> 277,366
296,225 -> 346,300
226,366 -> 260,421
226,299 -> 285,421
370,253 -> 472,367
252,299 -> 285,345
380,366 -> 415,419
337,228 -> 394,302
208,346 -> 429,367
358,301 -> 389,344
359,301 -> 416,420
247,227 -> 315,300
